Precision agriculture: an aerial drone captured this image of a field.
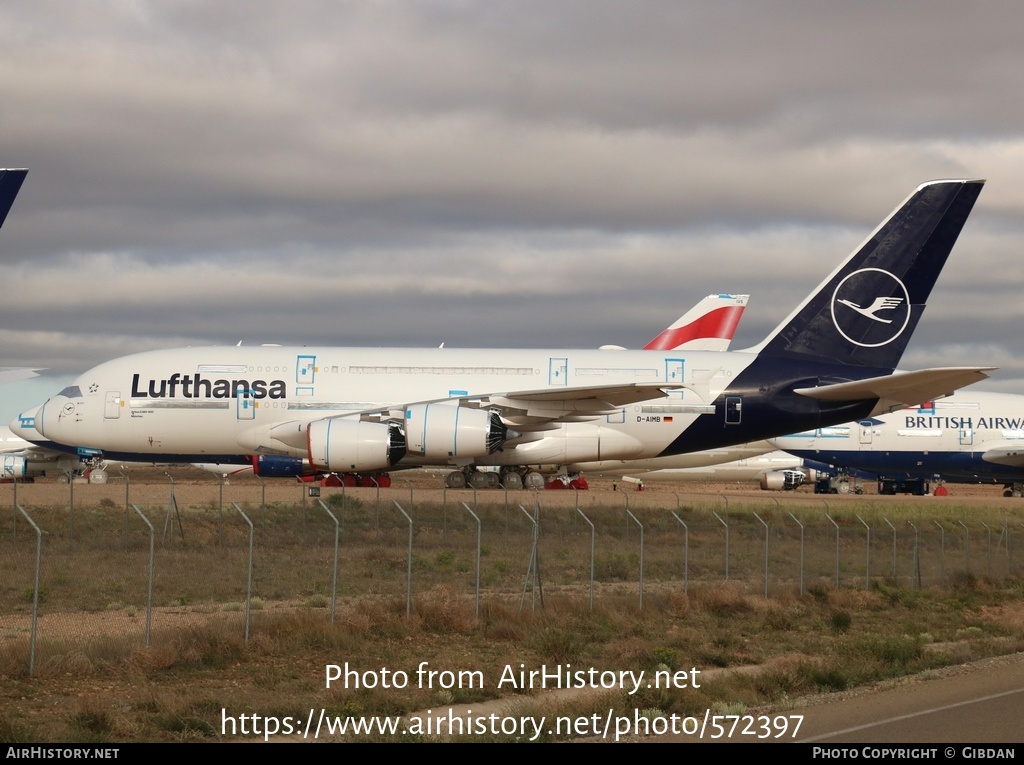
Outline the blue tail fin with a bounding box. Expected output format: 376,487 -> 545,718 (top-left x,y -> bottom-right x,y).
0,168 -> 28,229
753,179 -> 984,370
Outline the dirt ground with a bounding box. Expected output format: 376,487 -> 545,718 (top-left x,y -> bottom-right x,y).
2,463 -> 1019,511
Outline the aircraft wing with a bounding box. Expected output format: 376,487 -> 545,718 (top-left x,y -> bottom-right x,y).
352,382 -> 682,423
0,425 -> 77,477
794,367 -> 995,415
0,367 -> 42,384
240,382 -> 681,455
981,442 -> 1024,468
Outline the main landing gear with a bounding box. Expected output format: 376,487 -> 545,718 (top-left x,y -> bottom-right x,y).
444,467 -> 578,490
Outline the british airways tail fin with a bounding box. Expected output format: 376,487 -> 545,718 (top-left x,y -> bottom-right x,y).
0,169 -> 28,229
750,179 -> 984,370
644,294 -> 749,351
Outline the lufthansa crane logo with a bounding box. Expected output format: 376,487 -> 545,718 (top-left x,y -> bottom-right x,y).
830,268 -> 910,348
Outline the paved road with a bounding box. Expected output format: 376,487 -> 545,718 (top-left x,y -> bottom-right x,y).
793,653 -> 1024,743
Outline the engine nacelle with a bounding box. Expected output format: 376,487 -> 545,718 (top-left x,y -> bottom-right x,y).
306,418 -> 406,472
251,455 -> 315,478
404,404 -> 508,460
759,469 -> 807,491
1,455 -> 29,478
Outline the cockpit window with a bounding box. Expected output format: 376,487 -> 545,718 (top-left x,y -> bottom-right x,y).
57,386 -> 83,398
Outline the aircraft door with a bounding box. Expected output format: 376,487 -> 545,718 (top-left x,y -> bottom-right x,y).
549,358 -> 568,386
236,386 -> 255,420
104,391 -> 121,419
725,396 -> 742,425
297,355 -> 316,385
665,359 -> 684,399
859,423 -> 873,445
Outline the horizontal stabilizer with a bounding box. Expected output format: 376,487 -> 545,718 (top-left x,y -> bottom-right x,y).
794,367 -> 994,414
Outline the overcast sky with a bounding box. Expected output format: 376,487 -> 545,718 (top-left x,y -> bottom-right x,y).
3,1 -> 1024,420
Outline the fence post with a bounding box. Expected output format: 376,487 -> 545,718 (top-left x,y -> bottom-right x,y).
884,517 -> 897,582
316,499 -> 341,624
392,501 -> 413,617
713,511 -> 729,580
230,503 -> 254,645
131,504 -> 155,646
788,513 -> 805,597
626,509 -> 644,609
461,502 -> 482,618
517,504 -> 539,611
16,505 -> 42,676
908,521 -> 921,589
577,507 -> 595,610
754,512 -> 769,598
671,512 -> 689,595
857,515 -> 871,589
826,515 -> 840,589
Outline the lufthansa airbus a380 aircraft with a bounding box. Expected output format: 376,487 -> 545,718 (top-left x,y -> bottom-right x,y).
14,180 -> 992,485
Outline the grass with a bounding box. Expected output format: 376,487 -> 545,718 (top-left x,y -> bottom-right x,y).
2,481 -> 1024,741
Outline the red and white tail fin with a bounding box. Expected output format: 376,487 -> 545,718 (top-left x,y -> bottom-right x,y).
643,294 -> 748,351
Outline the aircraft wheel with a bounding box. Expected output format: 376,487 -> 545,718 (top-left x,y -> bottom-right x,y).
1004,489 -> 1013,498
89,469 -> 108,485
837,482 -> 850,494
469,471 -> 490,489
1014,491 -> 1023,499
445,471 -> 467,489
524,471 -> 545,490
58,474 -> 71,484
484,471 -> 500,489
501,472 -> 523,490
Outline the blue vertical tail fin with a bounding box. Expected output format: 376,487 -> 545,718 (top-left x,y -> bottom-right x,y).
751,179 -> 984,370
0,168 -> 28,229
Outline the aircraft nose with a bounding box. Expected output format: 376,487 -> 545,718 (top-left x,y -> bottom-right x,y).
37,397 -> 73,441
10,405 -> 43,440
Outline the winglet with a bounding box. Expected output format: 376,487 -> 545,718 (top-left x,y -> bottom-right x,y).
750,179 -> 984,370
0,169 -> 28,229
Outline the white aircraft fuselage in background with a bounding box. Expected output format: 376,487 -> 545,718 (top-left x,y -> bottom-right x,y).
16,180 -> 991,477
773,391 -> 1024,489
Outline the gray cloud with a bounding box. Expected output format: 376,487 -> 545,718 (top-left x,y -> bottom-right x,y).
2,0 -> 1023,420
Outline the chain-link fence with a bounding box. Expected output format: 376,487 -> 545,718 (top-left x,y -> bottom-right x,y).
4,477 -> 1022,675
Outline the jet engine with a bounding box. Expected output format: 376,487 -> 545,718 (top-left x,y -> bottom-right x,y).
404,404 -> 509,460
306,418 -> 407,472
1,455 -> 28,479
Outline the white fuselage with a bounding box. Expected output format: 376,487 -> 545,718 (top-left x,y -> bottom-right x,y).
772,390 -> 1024,484
27,344 -> 758,467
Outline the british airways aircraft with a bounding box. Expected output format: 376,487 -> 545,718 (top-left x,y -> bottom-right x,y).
772,392 -> 1024,496
14,180 -> 991,485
